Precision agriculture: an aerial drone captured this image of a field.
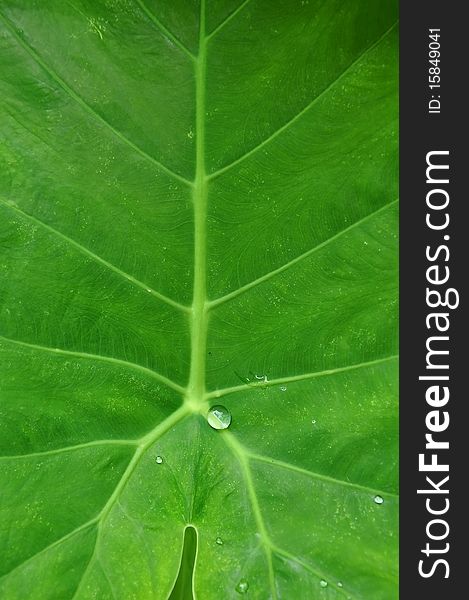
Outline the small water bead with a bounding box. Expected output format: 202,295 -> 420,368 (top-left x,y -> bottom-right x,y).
215,537 -> 223,545
319,580 -> 328,588
155,456 -> 163,464
280,385 -> 287,392
236,580 -> 249,594
374,495 -> 384,505
312,419 -> 316,425
207,405 -> 232,430
254,374 -> 264,380
337,582 -> 343,588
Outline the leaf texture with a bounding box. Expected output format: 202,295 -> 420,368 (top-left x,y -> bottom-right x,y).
0,1 -> 398,598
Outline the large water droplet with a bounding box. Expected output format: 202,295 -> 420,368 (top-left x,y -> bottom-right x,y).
155,455 -> 163,464
319,579 -> 328,588
207,405 -> 232,430
374,495 -> 384,505
236,580 -> 249,594
215,537 -> 223,545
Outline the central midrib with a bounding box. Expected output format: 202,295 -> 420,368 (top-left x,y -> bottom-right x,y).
187,0 -> 209,409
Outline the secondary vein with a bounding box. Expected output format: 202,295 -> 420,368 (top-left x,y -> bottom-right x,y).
71,405 -> 190,598
0,10 -> 192,187
205,0 -> 253,41
0,196 -> 189,313
134,0 -> 196,60
0,335 -> 186,396
0,440 -> 137,461
271,546 -> 358,600
208,199 -> 398,309
248,453 -> 399,499
205,354 -> 398,399
223,432 -> 278,600
208,21 -> 398,180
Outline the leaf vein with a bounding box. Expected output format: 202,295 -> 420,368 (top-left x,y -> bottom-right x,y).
0,440 -> 137,461
71,406 -> 189,598
205,354 -> 398,399
205,0 -> 253,41
208,21 -> 398,179
0,197 -> 189,313
223,432 -> 278,600
271,546 -> 359,600
0,10 -> 192,187
208,199 -> 398,308
248,453 -> 398,498
0,520 -> 98,584
0,335 -> 187,395
134,0 -> 196,60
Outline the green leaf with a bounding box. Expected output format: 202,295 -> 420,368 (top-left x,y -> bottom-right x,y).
0,0 -> 398,599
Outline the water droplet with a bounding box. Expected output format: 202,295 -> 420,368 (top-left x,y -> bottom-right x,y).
280,385 -> 287,391
374,495 -> 384,505
254,374 -> 264,380
215,537 -> 223,545
312,419 -> 316,424
319,579 -> 328,588
236,580 -> 249,594
155,456 -> 163,464
207,405 -> 232,430
337,582 -> 343,588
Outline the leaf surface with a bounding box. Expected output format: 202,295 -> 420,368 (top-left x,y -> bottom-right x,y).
0,1 -> 398,598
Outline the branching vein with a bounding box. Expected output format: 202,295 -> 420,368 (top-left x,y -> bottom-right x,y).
271,546 -> 358,600
0,440 -> 137,461
134,0 -> 196,60
248,453 -> 398,499
206,354 -> 398,399
70,405 -> 189,597
205,0 -> 253,41
207,21 -> 397,179
209,199 -> 398,308
0,10 -> 192,187
0,4 -> 399,598
0,335 -> 186,395
223,432 -> 278,600
0,196 -> 189,314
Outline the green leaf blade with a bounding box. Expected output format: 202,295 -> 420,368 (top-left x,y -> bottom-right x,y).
0,1 -> 398,598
